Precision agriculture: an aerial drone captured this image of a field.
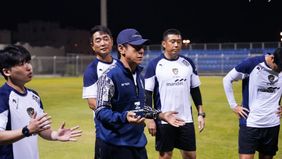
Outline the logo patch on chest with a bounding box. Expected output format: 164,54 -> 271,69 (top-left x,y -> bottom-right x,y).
268,75 -> 275,83
26,107 -> 35,118
172,68 -> 178,75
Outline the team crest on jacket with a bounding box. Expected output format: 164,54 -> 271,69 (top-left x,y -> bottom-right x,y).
172,68 -> 178,75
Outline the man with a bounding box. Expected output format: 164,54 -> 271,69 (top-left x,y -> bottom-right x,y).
0,45 -> 82,159
223,48 -> 282,159
144,29 -> 205,159
82,25 -> 116,110
82,25 -> 116,158
95,28 -> 185,159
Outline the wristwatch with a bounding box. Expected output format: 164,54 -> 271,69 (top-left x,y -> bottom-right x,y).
198,112 -> 206,118
22,126 -> 31,137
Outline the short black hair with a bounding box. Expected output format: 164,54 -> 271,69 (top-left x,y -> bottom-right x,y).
162,28 -> 182,41
89,25 -> 112,45
0,45 -> 31,80
273,48 -> 282,71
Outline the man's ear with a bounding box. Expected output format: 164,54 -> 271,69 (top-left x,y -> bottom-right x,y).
118,45 -> 126,56
90,41 -> 95,52
2,68 -> 11,77
161,41 -> 166,49
270,55 -> 275,62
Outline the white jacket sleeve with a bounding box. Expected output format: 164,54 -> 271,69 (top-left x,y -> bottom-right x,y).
223,68 -> 246,109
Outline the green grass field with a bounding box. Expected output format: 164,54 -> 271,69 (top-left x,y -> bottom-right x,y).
0,76 -> 281,159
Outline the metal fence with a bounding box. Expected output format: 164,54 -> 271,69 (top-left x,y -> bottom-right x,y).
31,53 -> 256,77
146,42 -> 281,50
31,55 -> 95,76
30,41 -> 282,76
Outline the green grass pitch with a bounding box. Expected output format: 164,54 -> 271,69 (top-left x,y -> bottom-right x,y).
0,76 -> 281,159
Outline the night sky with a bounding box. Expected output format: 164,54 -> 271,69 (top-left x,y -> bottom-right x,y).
0,0 -> 281,44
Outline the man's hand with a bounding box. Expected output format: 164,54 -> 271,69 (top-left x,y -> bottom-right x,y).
159,111 -> 185,127
127,111 -> 146,124
28,112 -> 52,134
233,105 -> 249,119
276,105 -> 282,118
198,115 -> 205,133
146,119 -> 156,136
52,122 -> 82,142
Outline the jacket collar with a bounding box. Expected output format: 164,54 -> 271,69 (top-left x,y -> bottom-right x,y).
116,60 -> 143,75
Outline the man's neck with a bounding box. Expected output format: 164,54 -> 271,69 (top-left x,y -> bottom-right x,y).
7,80 -> 26,94
164,52 -> 179,60
120,58 -> 137,73
97,54 -> 113,63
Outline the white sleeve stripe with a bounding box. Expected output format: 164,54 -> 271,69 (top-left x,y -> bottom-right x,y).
223,68 -> 244,109
0,110 -> 8,131
145,76 -> 156,91
190,83 -> 201,88
191,74 -> 201,88
82,84 -> 97,99
82,95 -> 97,99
